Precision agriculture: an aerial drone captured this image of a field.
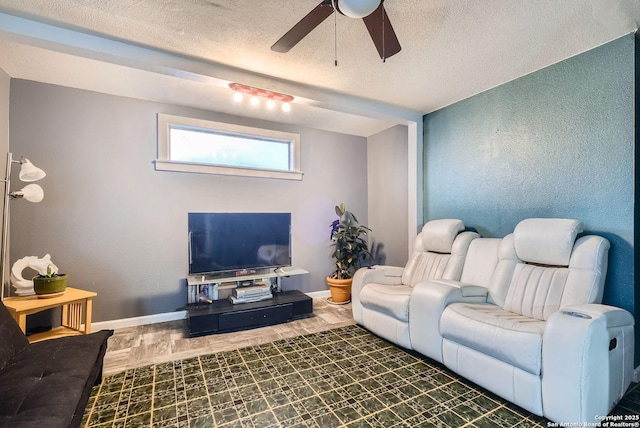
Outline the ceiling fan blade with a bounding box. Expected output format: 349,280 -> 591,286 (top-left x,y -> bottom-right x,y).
271,1 -> 334,53
362,4 -> 401,59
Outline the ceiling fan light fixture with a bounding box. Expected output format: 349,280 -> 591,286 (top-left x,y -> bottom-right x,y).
271,0 -> 400,61
337,0 -> 381,18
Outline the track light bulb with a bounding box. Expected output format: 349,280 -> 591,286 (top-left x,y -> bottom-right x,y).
250,95 -> 260,106
233,91 -> 243,103
282,102 -> 291,112
266,99 -> 276,109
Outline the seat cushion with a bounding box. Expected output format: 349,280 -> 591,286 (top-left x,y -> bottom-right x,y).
359,284 -> 413,322
440,303 -> 545,375
0,330 -> 113,428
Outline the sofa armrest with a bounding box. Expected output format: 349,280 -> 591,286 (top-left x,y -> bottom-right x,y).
355,265 -> 404,280
352,266 -> 405,323
374,265 -> 405,278
461,285 -> 488,297
409,280 -> 488,363
558,304 -> 634,328
542,304 -> 635,424
425,279 -> 489,297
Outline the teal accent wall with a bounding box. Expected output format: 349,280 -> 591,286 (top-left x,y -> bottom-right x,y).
424,34 -> 636,358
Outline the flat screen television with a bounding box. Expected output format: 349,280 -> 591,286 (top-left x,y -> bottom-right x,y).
188,212 -> 291,276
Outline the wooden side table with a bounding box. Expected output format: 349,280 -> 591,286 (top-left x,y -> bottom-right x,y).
3,287 -> 97,343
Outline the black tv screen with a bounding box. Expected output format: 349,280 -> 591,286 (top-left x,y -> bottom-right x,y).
188,212 -> 291,276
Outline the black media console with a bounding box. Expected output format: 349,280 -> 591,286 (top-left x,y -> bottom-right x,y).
185,290 -> 313,337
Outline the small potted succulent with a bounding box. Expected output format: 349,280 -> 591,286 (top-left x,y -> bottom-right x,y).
327,204 -> 371,303
33,264 -> 68,297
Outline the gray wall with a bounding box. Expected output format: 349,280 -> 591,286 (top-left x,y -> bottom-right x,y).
0,69 -> 8,292
367,125 -> 409,266
424,34 -> 635,354
0,68 -> 8,159
9,80 -> 368,322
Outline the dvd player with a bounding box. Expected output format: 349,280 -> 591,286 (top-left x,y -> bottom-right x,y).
229,293 -> 273,304
234,284 -> 272,299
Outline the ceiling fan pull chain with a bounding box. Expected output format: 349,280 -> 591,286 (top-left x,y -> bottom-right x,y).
334,1 -> 338,66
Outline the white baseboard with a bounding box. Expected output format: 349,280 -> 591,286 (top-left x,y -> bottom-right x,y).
92,290 -> 329,331
305,290 -> 330,299
92,310 -> 187,331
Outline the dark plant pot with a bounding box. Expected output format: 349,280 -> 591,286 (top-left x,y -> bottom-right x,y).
33,274 -> 68,297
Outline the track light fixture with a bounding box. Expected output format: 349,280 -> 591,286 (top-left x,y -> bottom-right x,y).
229,83 -> 294,113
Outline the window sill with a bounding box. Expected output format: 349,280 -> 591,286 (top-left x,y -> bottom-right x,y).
154,160 -> 304,181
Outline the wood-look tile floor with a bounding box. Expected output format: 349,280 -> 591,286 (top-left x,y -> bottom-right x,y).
103,297 -> 355,376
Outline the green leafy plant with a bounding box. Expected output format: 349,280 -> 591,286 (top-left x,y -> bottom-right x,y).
37,265 -> 60,278
329,204 -> 371,279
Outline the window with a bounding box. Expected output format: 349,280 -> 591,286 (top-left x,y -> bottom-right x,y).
155,114 -> 302,180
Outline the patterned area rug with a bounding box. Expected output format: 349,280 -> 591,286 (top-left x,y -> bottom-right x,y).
82,325 -> 640,428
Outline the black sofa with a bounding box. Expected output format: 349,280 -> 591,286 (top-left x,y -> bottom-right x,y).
0,299 -> 112,428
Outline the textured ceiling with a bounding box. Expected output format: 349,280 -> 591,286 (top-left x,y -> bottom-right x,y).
0,0 -> 638,136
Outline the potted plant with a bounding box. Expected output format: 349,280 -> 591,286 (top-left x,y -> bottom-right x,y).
33,264 -> 68,298
327,204 -> 371,304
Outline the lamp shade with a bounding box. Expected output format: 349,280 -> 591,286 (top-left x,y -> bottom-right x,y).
13,184 -> 44,203
338,0 -> 381,18
18,159 -> 46,182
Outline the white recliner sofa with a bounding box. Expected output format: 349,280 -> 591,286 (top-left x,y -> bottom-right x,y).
351,219 -> 478,349
352,218 -> 635,424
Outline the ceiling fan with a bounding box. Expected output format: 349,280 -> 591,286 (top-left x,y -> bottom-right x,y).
271,0 -> 401,61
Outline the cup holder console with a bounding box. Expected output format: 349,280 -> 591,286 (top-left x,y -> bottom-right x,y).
561,310 -> 592,319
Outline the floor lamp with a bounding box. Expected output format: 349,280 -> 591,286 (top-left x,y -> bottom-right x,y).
0,152 -> 46,300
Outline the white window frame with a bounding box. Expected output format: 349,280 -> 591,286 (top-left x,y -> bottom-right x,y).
155,113 -> 303,180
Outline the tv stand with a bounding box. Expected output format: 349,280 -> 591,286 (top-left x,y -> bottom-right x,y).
186,267 -> 309,304
183,267 -> 312,336
184,290 -> 312,336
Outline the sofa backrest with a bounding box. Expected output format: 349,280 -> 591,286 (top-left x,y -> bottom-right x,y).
402,219 -> 478,286
459,237 -> 502,287
0,299 -> 29,371
493,218 -> 610,321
